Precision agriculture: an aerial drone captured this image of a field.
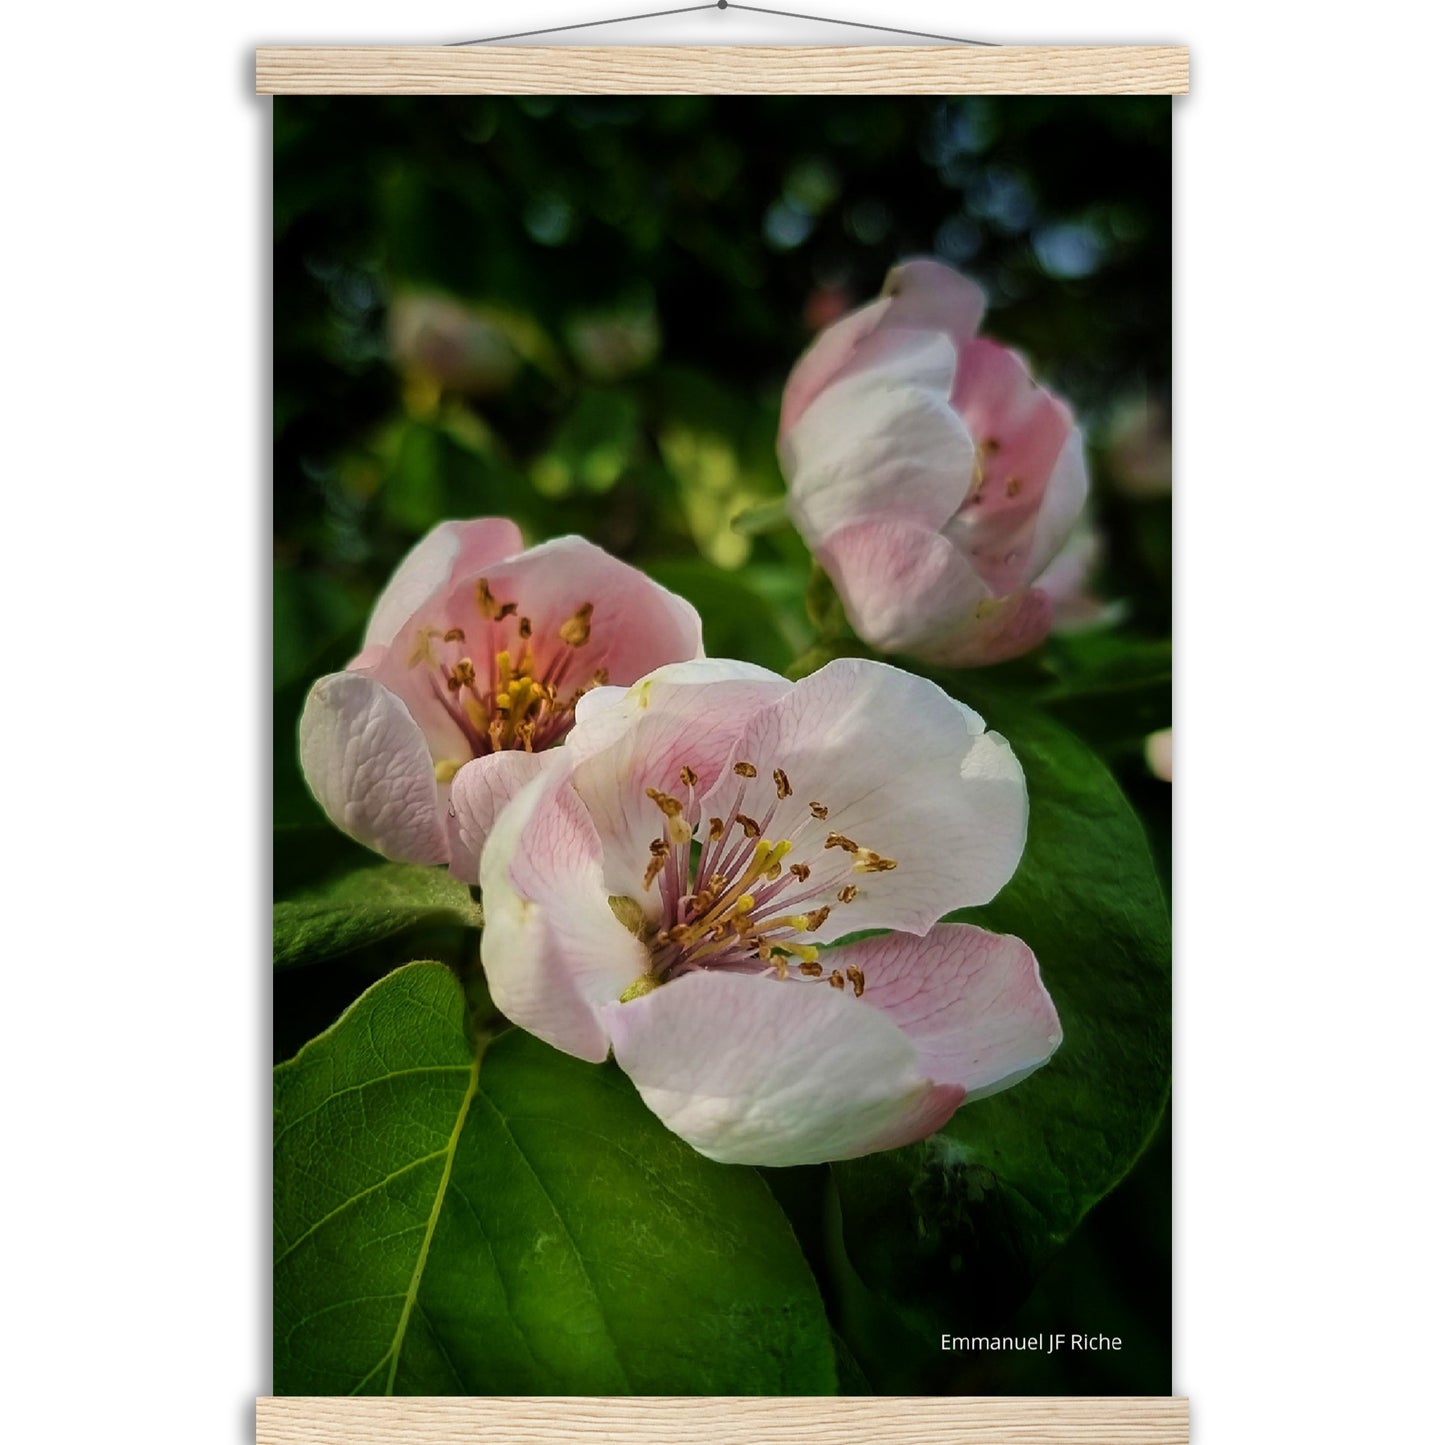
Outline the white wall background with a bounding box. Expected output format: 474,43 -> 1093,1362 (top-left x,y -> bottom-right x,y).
3,3 -> 1440,1439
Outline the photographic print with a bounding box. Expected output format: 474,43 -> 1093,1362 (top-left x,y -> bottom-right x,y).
272,92 -> 1172,1398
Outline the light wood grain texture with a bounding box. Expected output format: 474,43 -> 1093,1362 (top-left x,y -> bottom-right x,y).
255,46 -> 1189,96
256,1395 -> 1189,1443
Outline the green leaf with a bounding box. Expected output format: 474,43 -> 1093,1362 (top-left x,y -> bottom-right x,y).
1039,633 -> 1172,755
831,689 -> 1169,1338
274,863 -> 482,970
275,963 -> 836,1395
644,558 -> 798,674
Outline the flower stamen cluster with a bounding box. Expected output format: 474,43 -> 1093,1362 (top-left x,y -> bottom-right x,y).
411,589 -> 607,769
628,757 -> 902,994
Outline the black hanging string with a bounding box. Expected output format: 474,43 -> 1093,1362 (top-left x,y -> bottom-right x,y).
451,2 -> 995,48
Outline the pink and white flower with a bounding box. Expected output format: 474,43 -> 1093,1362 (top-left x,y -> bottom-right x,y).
479,656 -> 1061,1166
299,519 -> 704,882
778,258 -> 1089,667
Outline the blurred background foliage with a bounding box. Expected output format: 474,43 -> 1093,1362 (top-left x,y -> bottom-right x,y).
274,93 -> 1172,1396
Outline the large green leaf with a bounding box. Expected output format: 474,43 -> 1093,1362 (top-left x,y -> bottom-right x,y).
275,963 -> 836,1395
831,688 -> 1169,1341
274,863 -> 481,969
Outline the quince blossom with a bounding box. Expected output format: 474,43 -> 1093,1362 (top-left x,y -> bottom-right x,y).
479,657 -> 1061,1166
778,258 -> 1088,666
299,519 -> 703,881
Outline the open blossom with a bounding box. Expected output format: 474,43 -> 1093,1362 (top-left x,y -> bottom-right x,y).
479,657 -> 1062,1166
778,258 -> 1088,666
299,520 -> 703,882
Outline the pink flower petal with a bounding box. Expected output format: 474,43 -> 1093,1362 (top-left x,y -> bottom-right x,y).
568,660 -> 789,768
778,260 -> 984,446
298,672 -> 449,865
602,970 -> 959,1166
699,658 -> 1027,941
568,662 -> 791,911
828,923 -> 1062,1100
779,296 -> 892,439
817,519 -> 1054,666
368,535 -> 704,766
879,257 -> 987,354
445,750 -> 553,885
948,340 -> 1078,595
446,535 -> 704,686
784,331 -> 974,548
479,770 -> 648,1062
362,519 -> 525,650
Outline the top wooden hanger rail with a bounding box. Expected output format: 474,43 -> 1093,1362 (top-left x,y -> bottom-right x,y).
255,45 -> 1189,96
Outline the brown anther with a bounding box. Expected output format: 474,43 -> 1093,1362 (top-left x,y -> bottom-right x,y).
707,873 -> 728,894
689,889 -> 715,914
591,667 -> 609,687
710,923 -> 731,942
708,817 -> 726,841
646,788 -> 685,818
642,856 -> 666,890
772,955 -> 789,980
803,906 -> 831,931
1005,476 -> 1022,498
828,970 -> 846,990
773,768 -> 792,799
737,814 -> 761,839
445,671 -> 462,694
799,960 -> 824,978
790,863 -> 812,882
846,965 -> 866,998
981,437 -> 1001,455
476,579 -> 514,620
825,832 -> 859,853
679,765 -> 698,788
517,616 -> 533,639
559,602 -> 594,648
809,802 -> 829,820
733,761 -> 758,778
854,849 -> 898,873
667,924 -> 692,943
442,628 -> 465,643
837,884 -> 859,904
514,719 -> 535,752
648,838 -> 669,857
451,658 -> 476,688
